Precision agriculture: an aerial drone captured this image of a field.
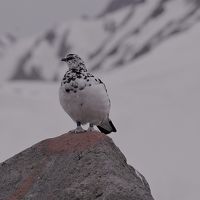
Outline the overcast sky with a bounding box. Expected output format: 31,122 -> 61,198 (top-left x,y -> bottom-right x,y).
0,0 -> 108,38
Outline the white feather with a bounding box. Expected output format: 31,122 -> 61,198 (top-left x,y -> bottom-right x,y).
59,83 -> 110,125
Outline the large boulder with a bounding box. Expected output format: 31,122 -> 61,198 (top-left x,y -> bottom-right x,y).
0,131 -> 154,200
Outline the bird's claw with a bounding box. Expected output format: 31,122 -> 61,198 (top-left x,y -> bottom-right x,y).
87,127 -> 95,132
69,127 -> 86,134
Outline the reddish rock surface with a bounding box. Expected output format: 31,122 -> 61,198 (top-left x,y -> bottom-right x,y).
0,131 -> 154,200
41,131 -> 106,154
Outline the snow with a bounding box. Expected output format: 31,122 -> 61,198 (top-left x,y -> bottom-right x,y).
0,18 -> 110,81
0,38 -> 35,81
67,19 -> 110,57
90,0 -> 200,71
98,0 -> 160,55
88,0 -> 161,70
0,0 -> 199,81
126,0 -> 193,46
26,41 -> 59,80
1,20 -> 200,200
103,6 -> 133,28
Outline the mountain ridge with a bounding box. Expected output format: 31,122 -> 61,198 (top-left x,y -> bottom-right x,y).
0,0 -> 200,81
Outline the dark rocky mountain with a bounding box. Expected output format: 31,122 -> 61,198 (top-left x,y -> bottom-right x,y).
0,0 -> 200,81
0,132 -> 154,200
99,0 -> 146,16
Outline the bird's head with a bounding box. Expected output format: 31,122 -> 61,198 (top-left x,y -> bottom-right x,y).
61,54 -> 87,71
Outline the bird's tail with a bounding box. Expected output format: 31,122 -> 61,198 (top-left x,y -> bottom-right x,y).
97,118 -> 117,134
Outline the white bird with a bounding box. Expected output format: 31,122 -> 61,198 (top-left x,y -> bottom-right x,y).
59,53 -> 116,134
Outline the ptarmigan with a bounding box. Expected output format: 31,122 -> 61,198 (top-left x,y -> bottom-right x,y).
59,53 -> 116,134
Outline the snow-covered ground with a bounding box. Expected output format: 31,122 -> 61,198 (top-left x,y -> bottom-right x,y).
1,20 -> 200,200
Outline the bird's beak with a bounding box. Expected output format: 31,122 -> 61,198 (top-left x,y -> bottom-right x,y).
61,57 -> 67,62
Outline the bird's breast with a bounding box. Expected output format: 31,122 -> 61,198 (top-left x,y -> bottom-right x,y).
59,84 -> 110,125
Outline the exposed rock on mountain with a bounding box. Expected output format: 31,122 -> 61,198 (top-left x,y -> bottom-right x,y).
0,132 -> 154,200
99,0 -> 146,16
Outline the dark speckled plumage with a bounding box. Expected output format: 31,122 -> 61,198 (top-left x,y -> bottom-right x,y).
61,67 -> 104,94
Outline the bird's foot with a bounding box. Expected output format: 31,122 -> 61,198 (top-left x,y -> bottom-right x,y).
69,126 -> 86,134
87,127 -> 95,132
87,124 -> 95,132
69,122 -> 86,134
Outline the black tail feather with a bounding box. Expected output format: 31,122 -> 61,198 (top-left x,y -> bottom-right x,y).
97,126 -> 111,134
109,119 -> 117,132
97,119 -> 117,135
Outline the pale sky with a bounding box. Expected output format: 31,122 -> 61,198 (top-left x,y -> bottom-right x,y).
0,0 -> 108,37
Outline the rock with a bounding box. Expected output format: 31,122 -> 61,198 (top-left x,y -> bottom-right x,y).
99,0 -> 145,16
0,131 -> 154,200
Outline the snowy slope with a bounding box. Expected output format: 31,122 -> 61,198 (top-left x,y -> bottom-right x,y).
0,33 -> 16,58
1,20 -> 200,200
0,0 -> 200,81
0,19 -> 109,81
